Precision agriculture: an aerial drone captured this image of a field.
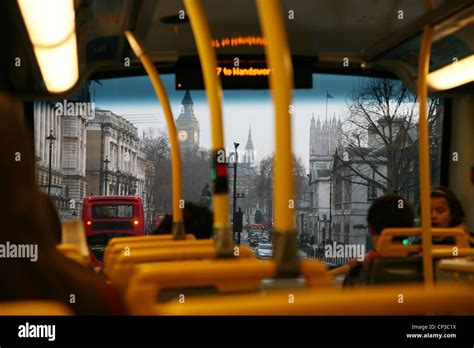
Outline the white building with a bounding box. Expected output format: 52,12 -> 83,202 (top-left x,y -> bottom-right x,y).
34,87 -> 90,219
85,108 -> 142,198
307,113 -> 342,243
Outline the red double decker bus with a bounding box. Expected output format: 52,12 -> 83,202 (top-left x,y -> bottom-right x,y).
82,196 -> 145,267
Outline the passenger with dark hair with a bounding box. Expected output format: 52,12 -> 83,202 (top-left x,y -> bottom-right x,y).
0,94 -> 128,315
367,194 -> 415,246
343,194 -> 415,286
429,186 -> 472,245
152,201 -> 213,239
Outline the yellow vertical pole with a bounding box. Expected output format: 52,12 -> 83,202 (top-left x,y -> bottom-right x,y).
417,2 -> 434,287
124,31 -> 185,239
184,0 -> 233,256
256,0 -> 299,277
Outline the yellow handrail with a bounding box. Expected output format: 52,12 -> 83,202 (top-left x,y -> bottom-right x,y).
417,1 -> 434,287
184,0 -> 233,256
256,0 -> 299,277
124,31 -> 185,238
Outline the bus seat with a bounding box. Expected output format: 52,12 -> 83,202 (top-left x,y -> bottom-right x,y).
61,220 -> 89,260
0,301 -> 73,315
126,258 -> 332,315
103,234 -> 196,261
365,228 -> 471,285
377,227 -> 470,257
57,243 -> 88,266
103,239 -> 214,276
107,245 -> 255,291
156,282 -> 474,315
363,255 -> 424,284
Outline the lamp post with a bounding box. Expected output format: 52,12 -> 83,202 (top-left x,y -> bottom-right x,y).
104,156 -> 110,195
116,169 -> 121,195
46,129 -> 56,196
232,142 -> 240,242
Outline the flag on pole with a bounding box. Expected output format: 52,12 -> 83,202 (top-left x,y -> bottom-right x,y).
327,91 -> 334,99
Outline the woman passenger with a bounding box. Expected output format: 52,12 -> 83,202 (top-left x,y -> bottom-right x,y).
430,186 -> 473,245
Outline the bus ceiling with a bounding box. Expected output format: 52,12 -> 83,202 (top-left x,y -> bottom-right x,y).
1,0 -> 473,100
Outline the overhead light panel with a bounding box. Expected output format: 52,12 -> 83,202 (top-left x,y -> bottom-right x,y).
18,0 -> 78,93
427,55 -> 474,91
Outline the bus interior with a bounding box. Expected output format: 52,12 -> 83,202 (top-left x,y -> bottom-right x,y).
0,0 -> 473,339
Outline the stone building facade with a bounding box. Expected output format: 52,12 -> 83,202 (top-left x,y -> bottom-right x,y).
34,88 -> 90,219
85,109 -> 142,198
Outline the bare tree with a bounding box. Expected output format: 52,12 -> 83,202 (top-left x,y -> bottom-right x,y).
142,129 -> 213,214
181,147 -> 211,203
142,128 -> 172,213
334,78 -> 441,201
256,153 -> 307,222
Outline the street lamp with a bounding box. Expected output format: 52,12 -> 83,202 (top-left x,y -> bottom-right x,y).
232,142 -> 240,242
46,129 -> 56,196
116,169 -> 121,195
104,156 -> 110,195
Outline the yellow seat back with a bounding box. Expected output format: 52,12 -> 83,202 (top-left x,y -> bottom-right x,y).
57,243 -> 87,266
103,239 -> 214,276
104,234 -> 196,262
61,220 -> 89,260
126,258 -> 332,315
108,244 -> 254,291
0,301 -> 73,315
377,227 -> 470,257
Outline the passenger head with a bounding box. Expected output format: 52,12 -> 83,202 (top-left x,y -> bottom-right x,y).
152,201 -> 213,239
367,195 -> 415,240
430,186 -> 465,228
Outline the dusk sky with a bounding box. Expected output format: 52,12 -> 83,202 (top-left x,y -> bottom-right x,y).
92,73 -> 370,172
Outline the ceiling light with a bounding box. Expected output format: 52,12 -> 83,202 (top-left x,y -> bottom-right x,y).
18,0 -> 78,93
427,54 -> 474,91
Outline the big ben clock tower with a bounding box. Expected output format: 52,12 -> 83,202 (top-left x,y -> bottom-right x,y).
176,90 -> 200,150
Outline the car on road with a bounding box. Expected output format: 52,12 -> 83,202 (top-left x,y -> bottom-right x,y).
256,243 -> 273,259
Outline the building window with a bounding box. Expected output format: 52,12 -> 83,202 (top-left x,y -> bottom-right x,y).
63,143 -> 77,169
63,117 -> 78,137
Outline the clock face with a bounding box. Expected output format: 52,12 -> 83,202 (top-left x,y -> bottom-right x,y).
178,130 -> 188,142
194,131 -> 199,142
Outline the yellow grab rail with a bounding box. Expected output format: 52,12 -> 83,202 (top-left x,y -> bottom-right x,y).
417,1 -> 434,287
124,31 -> 185,239
156,282 -> 474,315
377,227 -> 470,257
256,0 -> 299,277
184,0 -> 233,256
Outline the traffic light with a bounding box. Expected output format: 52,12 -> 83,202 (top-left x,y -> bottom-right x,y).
234,210 -> 243,233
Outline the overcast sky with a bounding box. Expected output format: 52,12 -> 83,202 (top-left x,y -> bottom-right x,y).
93,73 -> 367,173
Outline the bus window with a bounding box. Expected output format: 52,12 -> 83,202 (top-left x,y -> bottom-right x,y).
92,204 -> 134,219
